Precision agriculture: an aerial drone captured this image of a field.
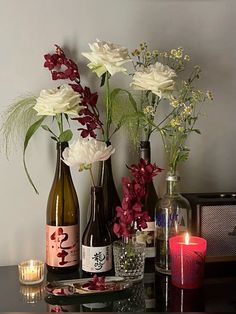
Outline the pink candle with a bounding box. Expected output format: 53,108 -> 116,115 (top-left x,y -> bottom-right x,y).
169,234 -> 207,289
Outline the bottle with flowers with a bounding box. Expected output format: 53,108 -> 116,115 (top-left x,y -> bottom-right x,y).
62,137 -> 115,276
81,39 -> 135,239
112,158 -> 162,280
128,45 -> 213,274
1,45 -> 100,273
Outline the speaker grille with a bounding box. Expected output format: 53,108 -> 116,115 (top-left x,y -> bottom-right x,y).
201,205 -> 236,257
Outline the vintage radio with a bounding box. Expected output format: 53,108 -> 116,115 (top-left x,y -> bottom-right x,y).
182,192 -> 236,275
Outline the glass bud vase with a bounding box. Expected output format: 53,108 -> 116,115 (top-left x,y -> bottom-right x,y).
113,235 -> 145,281
155,172 -> 191,275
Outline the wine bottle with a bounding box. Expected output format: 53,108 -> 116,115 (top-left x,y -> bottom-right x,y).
82,186 -> 112,276
46,142 -> 80,273
97,141 -> 120,241
138,141 -> 158,264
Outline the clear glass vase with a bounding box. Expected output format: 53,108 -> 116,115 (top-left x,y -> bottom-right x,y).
113,236 -> 145,281
155,172 -> 191,275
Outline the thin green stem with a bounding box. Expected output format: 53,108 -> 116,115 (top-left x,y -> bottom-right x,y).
105,72 -> 111,142
89,167 -> 96,187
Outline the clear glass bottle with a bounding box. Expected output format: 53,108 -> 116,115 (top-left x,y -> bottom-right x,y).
137,141 -> 158,265
82,186 -> 112,277
46,142 -> 80,274
155,172 -> 191,274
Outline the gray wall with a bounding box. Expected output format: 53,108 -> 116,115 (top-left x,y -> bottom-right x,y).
0,0 -> 235,266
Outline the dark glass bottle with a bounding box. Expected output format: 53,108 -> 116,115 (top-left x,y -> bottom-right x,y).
82,186 -> 112,276
46,142 -> 80,274
97,142 -> 120,241
137,141 -> 158,264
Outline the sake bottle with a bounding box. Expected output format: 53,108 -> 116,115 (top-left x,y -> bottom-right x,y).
46,141 -> 80,273
82,186 -> 112,276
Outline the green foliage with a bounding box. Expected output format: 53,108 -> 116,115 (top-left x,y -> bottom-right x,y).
1,97 -> 37,157
23,116 -> 46,194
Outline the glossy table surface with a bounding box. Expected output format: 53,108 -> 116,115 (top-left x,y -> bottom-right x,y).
0,264 -> 236,312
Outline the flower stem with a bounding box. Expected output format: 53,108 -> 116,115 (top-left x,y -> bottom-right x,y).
89,167 -> 96,187
105,72 -> 111,142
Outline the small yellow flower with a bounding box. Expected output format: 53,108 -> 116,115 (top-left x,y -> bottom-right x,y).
171,49 -> 177,57
170,118 -> 181,128
178,127 -> 185,132
206,90 -> 214,100
183,105 -> 192,115
184,54 -> 190,61
152,50 -> 159,57
143,105 -> 155,116
170,99 -> 179,108
132,49 -> 141,56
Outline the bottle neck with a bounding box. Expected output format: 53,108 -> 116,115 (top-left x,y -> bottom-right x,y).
166,178 -> 180,195
90,186 -> 105,221
55,142 -> 71,179
139,140 -> 151,162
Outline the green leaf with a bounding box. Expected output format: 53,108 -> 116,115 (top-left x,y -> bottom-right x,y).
23,116 -> 46,194
41,125 -> 51,131
110,88 -> 138,112
59,129 -> 73,142
41,125 -> 59,140
193,129 -> 201,134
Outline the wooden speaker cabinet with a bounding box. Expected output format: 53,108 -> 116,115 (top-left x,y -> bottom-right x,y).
182,192 -> 236,277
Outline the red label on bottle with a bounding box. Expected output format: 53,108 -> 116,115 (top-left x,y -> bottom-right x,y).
46,225 -> 79,267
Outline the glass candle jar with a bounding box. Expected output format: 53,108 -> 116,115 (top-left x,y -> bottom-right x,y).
18,260 -> 44,285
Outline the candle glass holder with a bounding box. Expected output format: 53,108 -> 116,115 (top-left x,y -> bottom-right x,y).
169,235 -> 207,289
18,260 -> 44,285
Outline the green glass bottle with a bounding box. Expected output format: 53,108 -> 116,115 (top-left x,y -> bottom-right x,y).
46,142 -> 80,273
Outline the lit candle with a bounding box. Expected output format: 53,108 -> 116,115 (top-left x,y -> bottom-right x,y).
18,260 -> 44,285
169,233 -> 207,289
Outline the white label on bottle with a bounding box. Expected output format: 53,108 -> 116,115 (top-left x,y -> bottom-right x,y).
136,221 -> 155,258
142,221 -> 155,232
46,225 -> 79,267
82,245 -> 112,273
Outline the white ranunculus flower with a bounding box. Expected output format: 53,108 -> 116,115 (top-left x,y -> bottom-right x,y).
131,62 -> 177,98
33,84 -> 83,116
82,39 -> 131,77
62,138 -> 115,168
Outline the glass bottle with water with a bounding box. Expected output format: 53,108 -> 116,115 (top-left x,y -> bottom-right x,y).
155,172 -> 191,274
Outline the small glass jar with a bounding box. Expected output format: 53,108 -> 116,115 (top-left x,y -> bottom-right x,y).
18,260 -> 44,285
113,236 -> 145,281
155,173 -> 191,274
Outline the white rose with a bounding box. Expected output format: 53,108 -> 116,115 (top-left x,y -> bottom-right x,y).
33,84 -> 83,116
131,62 -> 177,98
82,39 -> 131,77
62,138 -> 115,168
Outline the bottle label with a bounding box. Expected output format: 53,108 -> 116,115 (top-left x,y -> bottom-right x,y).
46,225 -> 79,267
136,222 -> 155,258
82,245 -> 112,273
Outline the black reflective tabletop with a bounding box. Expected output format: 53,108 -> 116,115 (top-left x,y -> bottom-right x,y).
0,265 -> 236,312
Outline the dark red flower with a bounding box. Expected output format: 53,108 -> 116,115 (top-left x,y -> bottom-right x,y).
113,159 -> 162,238
82,275 -> 106,291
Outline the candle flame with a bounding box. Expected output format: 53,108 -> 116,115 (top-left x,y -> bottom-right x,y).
185,232 -> 190,245
29,260 -> 34,269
